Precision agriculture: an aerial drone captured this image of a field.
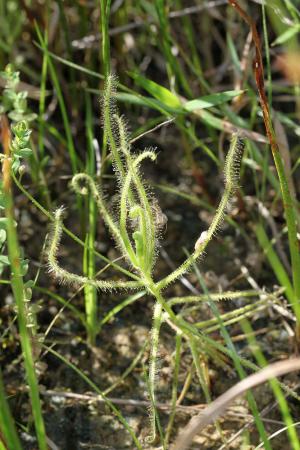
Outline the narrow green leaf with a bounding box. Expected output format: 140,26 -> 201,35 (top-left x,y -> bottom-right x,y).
0,369 -> 22,450
184,90 -> 244,111
99,291 -> 146,330
128,72 -> 182,109
272,25 -> 300,46
254,223 -> 295,305
115,92 -> 177,114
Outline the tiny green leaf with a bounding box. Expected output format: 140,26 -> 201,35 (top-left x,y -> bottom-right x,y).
0,218 -> 9,229
17,148 -> 33,157
12,159 -> 21,172
0,255 -> 10,266
0,229 -> 6,245
20,259 -> 29,277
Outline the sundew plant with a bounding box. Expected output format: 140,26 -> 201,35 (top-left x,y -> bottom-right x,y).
2,1 -> 300,448
47,74 -> 245,443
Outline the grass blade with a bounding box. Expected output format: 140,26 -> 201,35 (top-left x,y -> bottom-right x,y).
0,369 -> 23,450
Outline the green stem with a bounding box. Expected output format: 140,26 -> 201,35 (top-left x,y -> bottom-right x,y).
146,301 -> 164,444
2,159 -> 47,450
100,0 -> 111,77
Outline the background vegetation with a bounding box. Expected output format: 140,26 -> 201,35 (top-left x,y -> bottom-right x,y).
1,0 -> 300,448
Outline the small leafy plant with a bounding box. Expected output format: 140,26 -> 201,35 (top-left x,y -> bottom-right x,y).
0,65 -> 34,276
0,66 -> 46,450
0,68 -> 37,329
47,74 -> 244,443
0,64 -> 36,123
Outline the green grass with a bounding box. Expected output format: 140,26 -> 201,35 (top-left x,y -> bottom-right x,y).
241,318 -> 300,450
0,368 -> 22,450
1,1 -> 300,448
2,122 -> 47,450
